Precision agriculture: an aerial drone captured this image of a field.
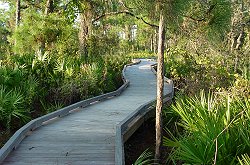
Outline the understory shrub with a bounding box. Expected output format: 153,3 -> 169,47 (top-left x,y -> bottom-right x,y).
0,86 -> 29,130
165,47 -> 236,95
164,92 -> 250,164
0,53 -> 130,133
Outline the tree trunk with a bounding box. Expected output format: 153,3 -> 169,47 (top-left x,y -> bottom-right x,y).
38,0 -> 54,56
150,34 -> 154,52
45,0 -> 54,15
15,0 -> 21,47
154,29 -> 158,54
79,3 -> 92,61
125,25 -> 131,41
15,0 -> 21,28
155,9 -> 165,162
235,30 -> 244,50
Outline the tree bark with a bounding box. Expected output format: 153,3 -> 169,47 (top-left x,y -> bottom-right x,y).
79,4 -> 92,61
15,0 -> 21,48
235,30 -> 244,50
39,0 -> 54,56
125,25 -> 131,41
155,9 -> 165,161
45,0 -> 54,15
150,34 -> 154,52
15,0 -> 21,28
154,29 -> 158,54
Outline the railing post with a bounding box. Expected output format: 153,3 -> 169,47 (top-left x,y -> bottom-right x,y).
115,125 -> 125,165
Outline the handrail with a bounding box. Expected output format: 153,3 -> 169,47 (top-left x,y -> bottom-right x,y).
150,63 -> 174,98
115,59 -> 174,165
0,59 -> 141,163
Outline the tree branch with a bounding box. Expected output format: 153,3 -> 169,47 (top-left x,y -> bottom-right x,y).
119,1 -> 134,10
92,10 -> 159,28
182,15 -> 205,22
182,2 -> 218,23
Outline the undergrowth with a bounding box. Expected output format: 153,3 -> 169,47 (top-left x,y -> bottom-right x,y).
0,53 -> 130,147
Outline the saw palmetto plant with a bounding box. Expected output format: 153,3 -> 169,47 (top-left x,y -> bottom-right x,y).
164,92 -> 250,165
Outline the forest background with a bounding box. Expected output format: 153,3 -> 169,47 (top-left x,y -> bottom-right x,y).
0,0 -> 249,164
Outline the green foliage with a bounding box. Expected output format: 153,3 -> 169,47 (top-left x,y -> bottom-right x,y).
133,149 -> 156,165
0,45 -> 130,132
172,0 -> 192,17
165,47 -> 236,95
206,0 -> 231,41
0,86 -> 29,130
164,92 -> 250,164
169,0 -> 232,45
0,9 -> 10,56
0,63 -> 38,106
127,51 -> 156,59
238,154 -> 250,165
41,101 -> 64,114
229,75 -> 250,99
11,10 -> 76,56
87,33 -> 119,58
0,1 -> 248,162
125,0 -> 156,19
165,48 -> 197,79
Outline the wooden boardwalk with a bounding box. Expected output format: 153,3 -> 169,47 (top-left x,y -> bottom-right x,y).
1,59 -> 173,165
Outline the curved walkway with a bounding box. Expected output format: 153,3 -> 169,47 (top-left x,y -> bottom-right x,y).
2,59 -> 172,165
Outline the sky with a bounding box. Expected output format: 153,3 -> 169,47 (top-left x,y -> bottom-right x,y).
0,1 -> 9,10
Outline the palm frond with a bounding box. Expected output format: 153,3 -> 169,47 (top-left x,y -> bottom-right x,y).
133,149 -> 157,165
238,154 -> 250,165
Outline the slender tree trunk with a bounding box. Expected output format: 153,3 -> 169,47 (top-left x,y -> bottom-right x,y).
14,0 -> 21,47
154,29 -> 158,54
233,0 -> 245,71
79,3 -> 92,61
150,34 -> 154,52
125,25 -> 131,41
230,33 -> 235,52
155,9 -> 165,161
45,0 -> 54,15
39,0 -> 54,56
235,30 -> 244,50
15,0 -> 21,28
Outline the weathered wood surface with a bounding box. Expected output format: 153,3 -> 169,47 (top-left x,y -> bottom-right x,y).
115,61 -> 173,165
1,59 -> 173,165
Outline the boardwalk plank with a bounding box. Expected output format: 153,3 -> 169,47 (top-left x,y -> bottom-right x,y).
2,59 -> 172,164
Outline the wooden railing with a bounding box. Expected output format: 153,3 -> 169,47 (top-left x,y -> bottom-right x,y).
0,59 -> 141,163
115,61 -> 174,165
